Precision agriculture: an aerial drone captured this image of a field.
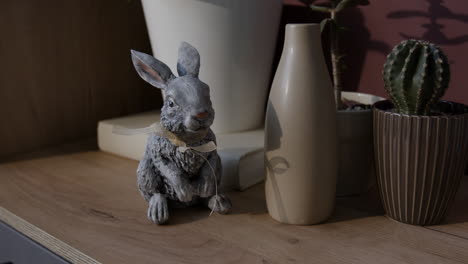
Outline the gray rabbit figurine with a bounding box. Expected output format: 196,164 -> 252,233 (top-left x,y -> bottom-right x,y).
131,42 -> 231,224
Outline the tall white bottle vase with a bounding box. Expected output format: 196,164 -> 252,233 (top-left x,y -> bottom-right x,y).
265,24 -> 338,225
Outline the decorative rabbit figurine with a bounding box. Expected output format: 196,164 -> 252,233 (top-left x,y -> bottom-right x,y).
131,42 -> 231,224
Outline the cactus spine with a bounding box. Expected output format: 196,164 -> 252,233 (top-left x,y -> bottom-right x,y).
383,39 -> 450,115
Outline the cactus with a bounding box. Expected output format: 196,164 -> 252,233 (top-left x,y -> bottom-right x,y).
383,39 -> 450,115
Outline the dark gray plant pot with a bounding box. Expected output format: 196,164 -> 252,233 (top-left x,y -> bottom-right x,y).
373,100 -> 468,225
336,92 -> 384,196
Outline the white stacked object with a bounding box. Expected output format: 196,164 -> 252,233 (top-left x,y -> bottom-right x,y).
98,111 -> 264,190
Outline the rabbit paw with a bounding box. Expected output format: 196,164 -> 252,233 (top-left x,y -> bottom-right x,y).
173,184 -> 194,203
147,193 -> 169,224
208,194 -> 232,214
196,180 -> 216,198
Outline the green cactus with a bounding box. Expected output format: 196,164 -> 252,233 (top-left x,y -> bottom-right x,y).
383,39 -> 450,115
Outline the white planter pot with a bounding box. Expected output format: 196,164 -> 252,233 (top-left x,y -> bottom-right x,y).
337,92 -> 385,196
141,0 -> 283,133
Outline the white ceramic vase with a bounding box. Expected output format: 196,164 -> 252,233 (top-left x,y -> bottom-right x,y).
265,24 -> 337,225
141,0 -> 283,133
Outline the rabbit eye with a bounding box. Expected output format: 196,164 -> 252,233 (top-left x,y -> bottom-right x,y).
168,100 -> 175,108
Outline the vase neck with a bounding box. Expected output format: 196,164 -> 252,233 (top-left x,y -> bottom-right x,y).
283,24 -> 322,53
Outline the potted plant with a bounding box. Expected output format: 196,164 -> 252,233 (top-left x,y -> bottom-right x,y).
140,0 -> 283,134
307,0 -> 384,195
374,39 -> 468,225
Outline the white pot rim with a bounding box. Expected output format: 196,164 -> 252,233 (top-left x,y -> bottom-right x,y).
339,91 -> 386,114
341,91 -> 385,99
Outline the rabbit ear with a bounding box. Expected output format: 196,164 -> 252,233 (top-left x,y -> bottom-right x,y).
131,50 -> 174,89
177,42 -> 200,77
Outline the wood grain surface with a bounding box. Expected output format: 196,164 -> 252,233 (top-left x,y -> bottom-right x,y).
0,0 -> 162,159
0,147 -> 467,264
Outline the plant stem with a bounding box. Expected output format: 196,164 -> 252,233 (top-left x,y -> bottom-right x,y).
330,10 -> 343,109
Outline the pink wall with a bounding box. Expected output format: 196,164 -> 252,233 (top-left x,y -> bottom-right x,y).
281,0 -> 468,104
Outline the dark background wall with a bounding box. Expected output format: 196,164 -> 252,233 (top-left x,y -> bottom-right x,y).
0,0 -> 161,158
1,0 -> 467,158
282,0 -> 468,104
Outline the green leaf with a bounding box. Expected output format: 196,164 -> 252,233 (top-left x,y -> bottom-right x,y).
335,0 -> 370,12
329,19 -> 338,32
330,0 -> 342,6
310,4 -> 332,13
320,19 -> 330,32
320,19 -> 339,33
338,25 -> 348,32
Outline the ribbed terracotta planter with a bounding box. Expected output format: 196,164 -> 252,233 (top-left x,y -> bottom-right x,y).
374,100 -> 468,226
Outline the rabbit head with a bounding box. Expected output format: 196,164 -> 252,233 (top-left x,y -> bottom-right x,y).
131,42 -> 214,142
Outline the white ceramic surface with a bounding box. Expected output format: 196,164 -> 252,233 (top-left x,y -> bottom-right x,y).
141,0 -> 283,133
342,91 -> 385,107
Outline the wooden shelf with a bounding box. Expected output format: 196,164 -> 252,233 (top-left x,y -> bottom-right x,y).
0,143 -> 467,263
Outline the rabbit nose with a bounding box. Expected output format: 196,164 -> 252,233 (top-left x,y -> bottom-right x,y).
194,111 -> 209,120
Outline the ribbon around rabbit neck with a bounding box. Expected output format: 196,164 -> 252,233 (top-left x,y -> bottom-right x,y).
112,122 -> 217,153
